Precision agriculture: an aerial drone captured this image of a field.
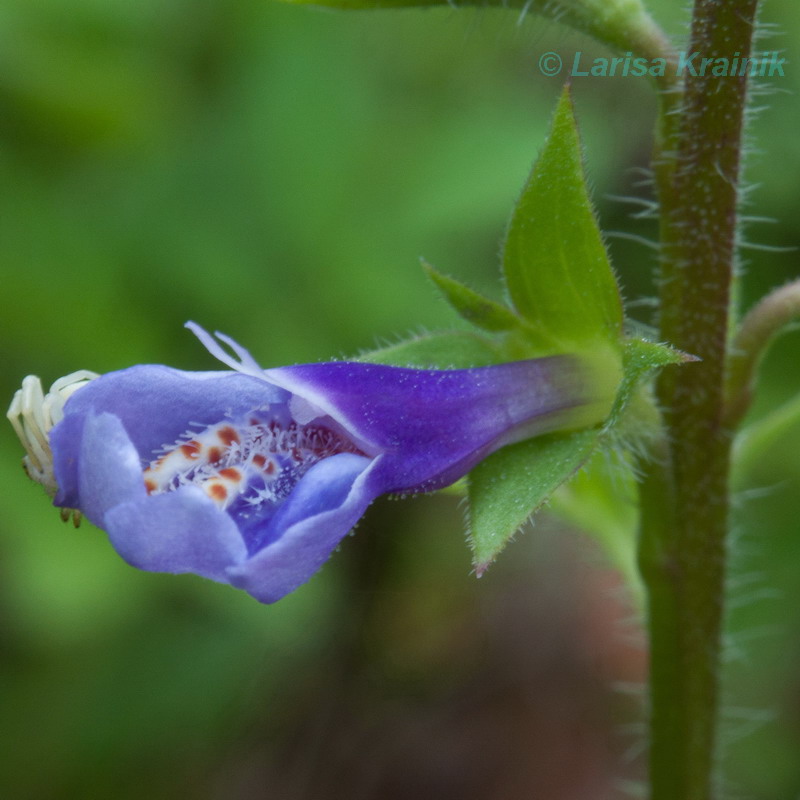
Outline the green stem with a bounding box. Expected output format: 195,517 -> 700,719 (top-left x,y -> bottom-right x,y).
725,279 -> 800,427
641,0 -> 761,797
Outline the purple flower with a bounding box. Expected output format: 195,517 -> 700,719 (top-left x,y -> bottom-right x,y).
37,324 -> 605,603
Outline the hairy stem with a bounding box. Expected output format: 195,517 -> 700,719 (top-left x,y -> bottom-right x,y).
725,278 -> 800,427
640,1 -> 761,798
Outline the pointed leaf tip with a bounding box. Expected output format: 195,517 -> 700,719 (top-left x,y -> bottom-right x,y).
422,260 -> 521,333
502,87 -> 624,352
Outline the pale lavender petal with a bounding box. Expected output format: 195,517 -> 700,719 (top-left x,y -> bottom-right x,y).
227,453 -> 377,603
76,412 -> 147,527
58,364 -> 288,457
105,486 -> 248,582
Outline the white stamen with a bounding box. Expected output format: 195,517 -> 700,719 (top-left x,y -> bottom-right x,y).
7,370 -> 99,513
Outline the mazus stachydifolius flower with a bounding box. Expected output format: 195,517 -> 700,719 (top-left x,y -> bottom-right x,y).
8,323 -> 613,603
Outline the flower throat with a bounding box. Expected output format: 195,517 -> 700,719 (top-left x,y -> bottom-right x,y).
144,415 -> 363,512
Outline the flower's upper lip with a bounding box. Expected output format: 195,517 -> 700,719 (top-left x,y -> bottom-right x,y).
183,322 -> 603,492
184,321 -> 384,455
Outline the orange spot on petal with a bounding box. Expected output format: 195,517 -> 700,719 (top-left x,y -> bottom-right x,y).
218,426 -> 240,446
208,483 -> 228,501
144,479 -> 157,494
219,467 -> 241,481
180,441 -> 202,459
207,447 -> 222,465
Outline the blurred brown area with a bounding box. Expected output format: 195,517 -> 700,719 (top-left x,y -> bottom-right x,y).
200,499 -> 647,800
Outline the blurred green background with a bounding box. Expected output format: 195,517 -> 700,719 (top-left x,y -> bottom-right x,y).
1,0 -> 799,797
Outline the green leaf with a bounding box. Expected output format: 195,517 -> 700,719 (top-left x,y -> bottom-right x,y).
276,0 -> 670,78
502,87 -> 624,352
422,260 -> 522,333
468,428 -> 598,573
357,330 -> 503,368
734,390 -> 800,485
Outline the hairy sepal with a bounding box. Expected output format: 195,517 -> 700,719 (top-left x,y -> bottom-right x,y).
468,338 -> 688,578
